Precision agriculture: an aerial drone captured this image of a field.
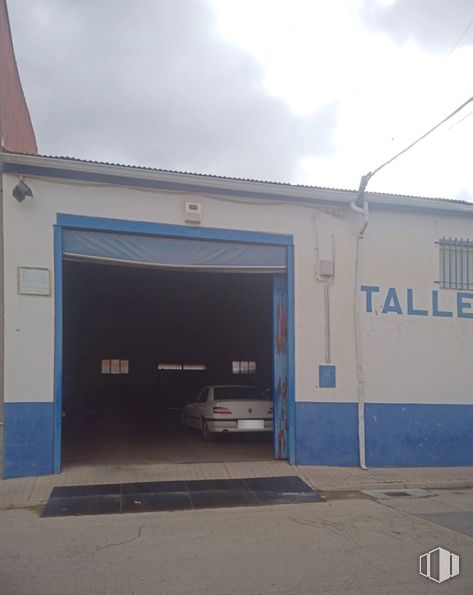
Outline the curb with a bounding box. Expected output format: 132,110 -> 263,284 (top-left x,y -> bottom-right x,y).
306,480 -> 473,493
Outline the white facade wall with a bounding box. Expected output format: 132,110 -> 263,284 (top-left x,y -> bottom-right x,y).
2,174 -> 358,405
362,209 -> 473,405
3,163 -> 473,474
4,174 -> 473,406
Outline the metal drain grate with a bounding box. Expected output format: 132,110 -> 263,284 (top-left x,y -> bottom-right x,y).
362,488 -> 433,500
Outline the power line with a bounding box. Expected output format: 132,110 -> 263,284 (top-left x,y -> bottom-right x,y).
356,94 -> 473,203
369,17 -> 473,182
371,94 -> 473,178
448,15 -> 473,57
448,108 -> 473,130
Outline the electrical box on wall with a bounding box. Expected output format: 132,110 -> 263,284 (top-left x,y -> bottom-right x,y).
319,259 -> 334,277
185,201 -> 202,224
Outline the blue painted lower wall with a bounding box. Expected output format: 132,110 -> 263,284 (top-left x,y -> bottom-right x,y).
4,400 -> 473,475
295,401 -> 473,467
365,403 -> 473,467
295,402 -> 359,466
3,402 -> 54,478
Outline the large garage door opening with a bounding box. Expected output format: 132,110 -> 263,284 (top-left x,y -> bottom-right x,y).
61,260 -> 276,466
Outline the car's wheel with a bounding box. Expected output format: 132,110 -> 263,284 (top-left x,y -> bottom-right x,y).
201,418 -> 214,442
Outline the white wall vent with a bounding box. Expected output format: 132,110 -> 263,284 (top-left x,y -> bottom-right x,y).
185,201 -> 202,224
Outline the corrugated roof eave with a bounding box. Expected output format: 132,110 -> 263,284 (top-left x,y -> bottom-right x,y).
1,150 -> 473,214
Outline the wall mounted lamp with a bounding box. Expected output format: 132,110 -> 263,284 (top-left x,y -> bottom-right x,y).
12,180 -> 33,203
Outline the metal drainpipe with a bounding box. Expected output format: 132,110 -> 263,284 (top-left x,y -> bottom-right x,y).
350,174 -> 371,470
312,214 -> 335,364
343,96 -> 473,468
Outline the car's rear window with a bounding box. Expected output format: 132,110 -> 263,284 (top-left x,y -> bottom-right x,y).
214,386 -> 269,401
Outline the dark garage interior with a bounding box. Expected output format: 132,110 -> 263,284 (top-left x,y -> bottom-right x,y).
61,260 -> 274,466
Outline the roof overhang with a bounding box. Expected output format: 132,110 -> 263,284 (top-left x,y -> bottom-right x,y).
2,151 -> 473,217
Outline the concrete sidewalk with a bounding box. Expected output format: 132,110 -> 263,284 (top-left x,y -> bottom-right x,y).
2,461 -> 473,509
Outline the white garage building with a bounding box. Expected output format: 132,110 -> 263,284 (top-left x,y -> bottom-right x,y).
1,150 -> 473,478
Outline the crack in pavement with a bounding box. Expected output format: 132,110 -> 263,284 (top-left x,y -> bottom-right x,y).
288,517 -> 318,528
87,524 -> 146,555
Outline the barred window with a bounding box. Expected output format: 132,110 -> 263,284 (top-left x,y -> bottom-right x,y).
437,237 -> 473,290
232,361 -> 256,375
101,359 -> 129,374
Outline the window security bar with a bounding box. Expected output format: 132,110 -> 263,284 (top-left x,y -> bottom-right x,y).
436,237 -> 473,290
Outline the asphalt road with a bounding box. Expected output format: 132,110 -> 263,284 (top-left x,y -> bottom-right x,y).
1,489 -> 472,594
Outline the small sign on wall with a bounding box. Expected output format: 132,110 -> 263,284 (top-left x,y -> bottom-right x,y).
18,267 -> 51,296
319,365 -> 336,388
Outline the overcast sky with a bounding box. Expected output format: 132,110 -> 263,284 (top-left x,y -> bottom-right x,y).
7,0 -> 473,199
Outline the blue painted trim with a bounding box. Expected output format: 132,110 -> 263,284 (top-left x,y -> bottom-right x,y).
0,162 -> 332,205
57,214 -> 292,246
55,214 -> 296,466
286,245 -> 296,464
53,226 -> 63,474
2,162 -> 344,208
271,278 -> 277,458
4,162 -> 473,218
3,402 -> 54,478
272,275 -> 290,459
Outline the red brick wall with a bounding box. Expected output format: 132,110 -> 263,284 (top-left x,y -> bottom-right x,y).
0,0 -> 37,153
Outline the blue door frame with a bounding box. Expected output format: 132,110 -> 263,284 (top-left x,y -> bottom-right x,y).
273,275 -> 289,459
53,214 -> 296,472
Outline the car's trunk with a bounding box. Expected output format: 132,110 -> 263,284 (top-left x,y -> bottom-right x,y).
213,399 -> 272,430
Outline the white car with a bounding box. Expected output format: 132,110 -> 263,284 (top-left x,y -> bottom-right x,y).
182,385 -> 273,441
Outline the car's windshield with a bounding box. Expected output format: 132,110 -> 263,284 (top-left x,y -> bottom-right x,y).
214,386 -> 269,401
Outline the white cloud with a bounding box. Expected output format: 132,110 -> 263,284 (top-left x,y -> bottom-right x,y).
8,0 -> 335,183
209,0 -> 473,200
